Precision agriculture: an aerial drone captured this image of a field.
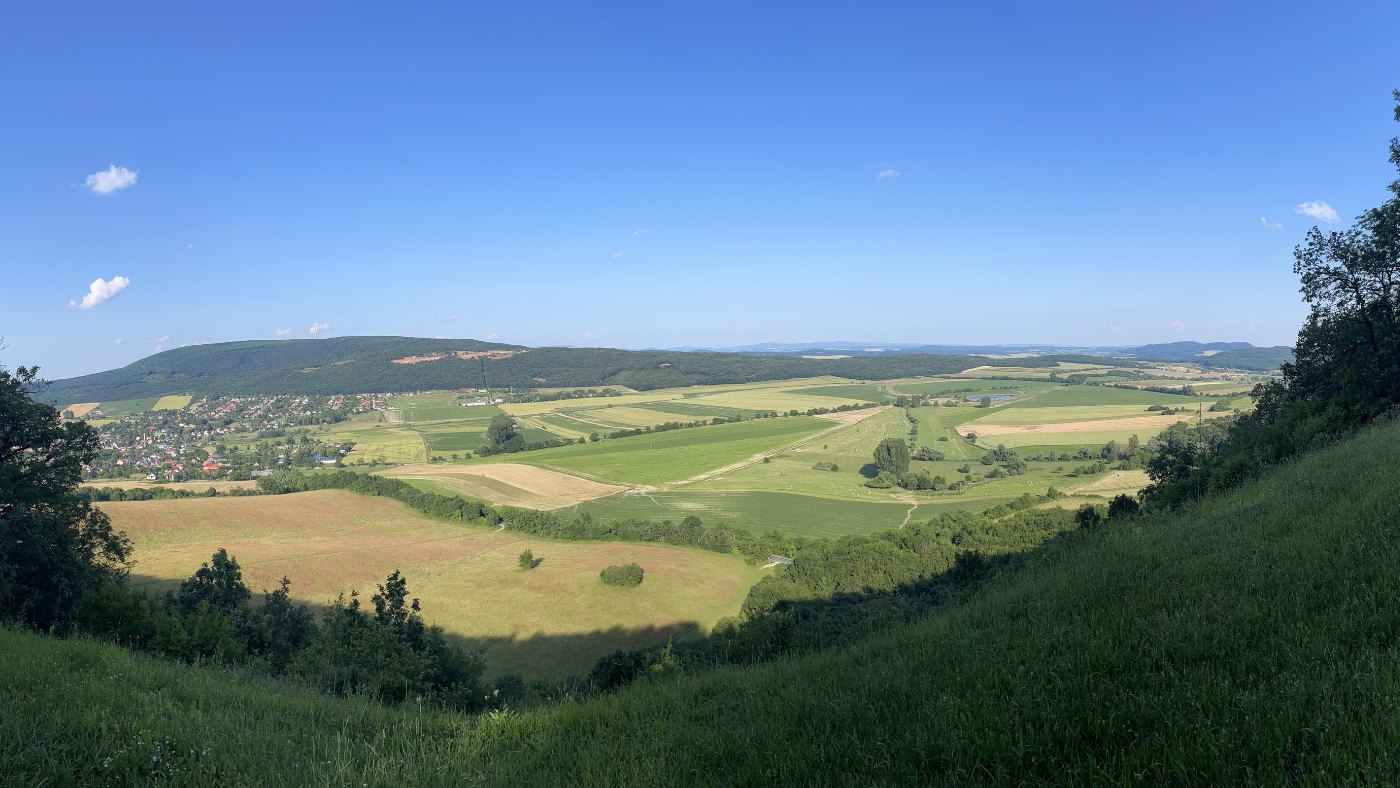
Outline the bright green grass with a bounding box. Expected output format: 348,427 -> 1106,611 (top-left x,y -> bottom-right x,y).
473,417 -> 828,486
11,421 -> 1399,784
891,380 -> 1061,397
783,384 -> 889,403
632,402 -> 760,419
1004,384 -> 1205,408
422,430 -> 485,452
558,490 -> 999,538
402,405 -> 504,422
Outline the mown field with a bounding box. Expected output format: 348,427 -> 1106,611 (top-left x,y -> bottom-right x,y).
98,490 -> 768,680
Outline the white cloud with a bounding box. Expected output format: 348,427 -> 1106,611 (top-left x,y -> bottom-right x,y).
114,338 -> 124,344
150,335 -> 168,343
309,322 -> 329,338
69,276 -> 130,309
1170,320 -> 1186,330
633,230 -> 648,235
435,334 -> 447,339
486,333 -> 498,340
85,165 -> 138,195
611,252 -> 623,258
1260,217 -> 1282,229
585,332 -> 595,339
1295,201 -> 1340,223
1247,318 -> 1260,331
877,169 -> 900,180
274,328 -> 292,336
1109,325 -> 1121,332
182,244 -> 194,253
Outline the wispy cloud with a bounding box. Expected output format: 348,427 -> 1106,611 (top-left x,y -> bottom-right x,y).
633,230 -> 648,235
309,322 -> 329,338
1296,201 -> 1340,223
274,328 -> 292,336
1109,325 -> 1121,332
1170,320 -> 1186,330
585,332 -> 595,339
486,333 -> 498,340
1247,318 -> 1260,331
611,252 -> 623,258
435,334 -> 447,339
69,276 -> 130,310
151,336 -> 168,343
182,244 -> 194,253
114,338 -> 124,344
1260,217 -> 1282,229
85,165 -> 138,195
439,316 -> 457,322
877,169 -> 900,180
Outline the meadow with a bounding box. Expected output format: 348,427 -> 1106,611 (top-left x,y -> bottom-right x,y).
98,490 -> 768,679
11,399 -> 1391,786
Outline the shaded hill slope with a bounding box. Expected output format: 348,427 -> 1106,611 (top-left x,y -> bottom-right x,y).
40,336 -> 1082,402
6,419 -> 1400,783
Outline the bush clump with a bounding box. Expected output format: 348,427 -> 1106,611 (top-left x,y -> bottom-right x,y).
600,563 -> 644,587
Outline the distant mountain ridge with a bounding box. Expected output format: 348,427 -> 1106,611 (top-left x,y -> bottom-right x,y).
659,340 -> 1291,371
39,336 -> 1290,405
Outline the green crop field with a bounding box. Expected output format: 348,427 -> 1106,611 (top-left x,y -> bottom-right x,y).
783,384 -> 889,403
560,490 -> 1001,539
332,427 -> 428,463
475,417 -> 829,487
87,397 -> 163,417
633,401 -> 759,420
1002,385 -> 1204,408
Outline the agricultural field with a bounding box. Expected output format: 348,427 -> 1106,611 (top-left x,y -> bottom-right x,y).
98,490 -> 769,680
476,417 -> 832,487
316,372 -> 1254,540
151,395 -> 193,410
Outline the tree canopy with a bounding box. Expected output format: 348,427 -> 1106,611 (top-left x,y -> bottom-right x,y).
0,365 -> 131,629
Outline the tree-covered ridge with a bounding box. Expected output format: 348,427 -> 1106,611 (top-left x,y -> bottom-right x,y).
41,334 -> 1107,403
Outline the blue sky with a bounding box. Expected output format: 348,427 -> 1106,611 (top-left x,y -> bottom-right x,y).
3,1 -> 1398,378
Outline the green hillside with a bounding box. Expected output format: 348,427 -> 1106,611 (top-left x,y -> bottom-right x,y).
39,336 -> 1088,403
7,418 -> 1400,784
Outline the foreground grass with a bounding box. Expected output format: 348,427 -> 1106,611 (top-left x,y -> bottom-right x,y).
8,423 -> 1400,785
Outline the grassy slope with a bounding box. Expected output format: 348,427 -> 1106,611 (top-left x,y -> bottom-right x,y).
8,422 -> 1400,785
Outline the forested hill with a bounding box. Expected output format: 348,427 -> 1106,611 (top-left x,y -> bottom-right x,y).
39,336 -> 1104,402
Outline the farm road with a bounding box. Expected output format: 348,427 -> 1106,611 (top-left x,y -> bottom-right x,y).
663,406 -> 890,491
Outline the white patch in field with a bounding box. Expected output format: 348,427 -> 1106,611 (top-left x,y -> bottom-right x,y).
69,276 -> 130,309
1295,201 -> 1340,223
85,165 -> 138,194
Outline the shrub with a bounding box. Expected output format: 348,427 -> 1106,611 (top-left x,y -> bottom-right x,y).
600,563 -> 644,587
518,549 -> 536,570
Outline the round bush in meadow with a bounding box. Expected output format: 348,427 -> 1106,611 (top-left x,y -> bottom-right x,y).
600,563 -> 643,587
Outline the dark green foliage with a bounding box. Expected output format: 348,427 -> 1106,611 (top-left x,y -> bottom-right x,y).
483,414 -> 517,447
518,549 -> 536,570
255,469 -> 495,523
600,563 -> 643,587
873,438 -> 910,475
40,336 -> 1079,403
911,445 -> 944,461
0,365 -> 132,630
606,507 -> 1079,677
1107,493 -> 1141,518
1074,503 -> 1106,528
1143,95 -> 1400,509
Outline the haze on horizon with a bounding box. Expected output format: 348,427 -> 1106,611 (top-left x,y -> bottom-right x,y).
3,1 -> 1398,379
